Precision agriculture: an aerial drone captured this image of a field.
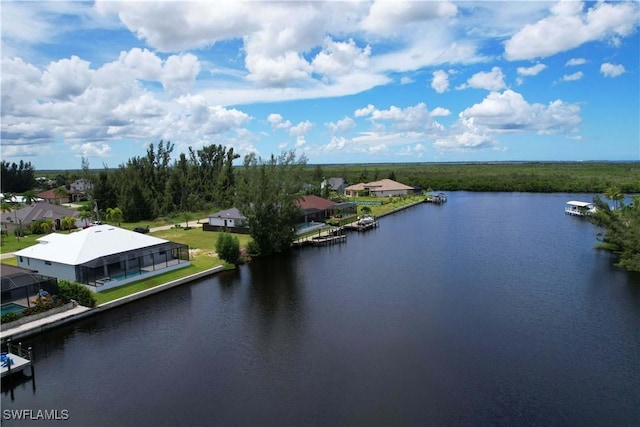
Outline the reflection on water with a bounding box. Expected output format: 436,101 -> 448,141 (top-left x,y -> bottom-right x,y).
2,193 -> 639,426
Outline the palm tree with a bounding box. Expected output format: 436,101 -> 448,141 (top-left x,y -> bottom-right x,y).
79,208 -> 93,226
53,186 -> 68,205
604,185 -> 624,210
60,216 -> 76,233
23,189 -> 38,205
106,207 -> 123,226
40,219 -> 54,234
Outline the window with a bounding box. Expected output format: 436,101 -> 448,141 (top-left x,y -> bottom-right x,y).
45,261 -> 52,265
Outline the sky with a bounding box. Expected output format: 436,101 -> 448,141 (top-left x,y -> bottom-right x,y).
1,1 -> 639,171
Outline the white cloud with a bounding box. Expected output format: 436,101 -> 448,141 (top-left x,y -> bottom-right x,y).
600,63 -> 625,78
267,114 -> 292,130
566,58 -> 587,66
431,107 -> 451,117
326,117 -> 356,134
361,0 -> 457,34
504,1 -> 640,60
431,70 -> 450,93
460,89 -> 581,134
400,76 -> 414,85
460,67 -> 507,91
517,63 -> 546,77
71,142 -> 112,158
562,71 -> 584,82
355,104 -> 376,117
290,120 -> 313,137
41,56 -> 93,100
311,38 -> 371,79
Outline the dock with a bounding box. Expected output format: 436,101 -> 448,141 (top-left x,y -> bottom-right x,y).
424,192 -> 447,204
293,227 -> 347,247
1,340 -> 33,378
343,219 -> 379,232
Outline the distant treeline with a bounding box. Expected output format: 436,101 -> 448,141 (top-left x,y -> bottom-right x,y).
308,162 -> 640,193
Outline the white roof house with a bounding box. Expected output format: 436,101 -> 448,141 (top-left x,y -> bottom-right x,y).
14,225 -> 190,291
345,179 -> 415,198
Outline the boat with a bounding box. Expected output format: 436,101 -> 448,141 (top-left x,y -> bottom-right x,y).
565,201 -> 597,217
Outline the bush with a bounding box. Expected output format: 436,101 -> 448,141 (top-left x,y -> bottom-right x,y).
246,239 -> 261,257
1,312 -> 23,324
58,280 -> 97,307
215,233 -> 241,265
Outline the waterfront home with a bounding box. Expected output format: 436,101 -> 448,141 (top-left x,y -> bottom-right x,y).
565,201 -> 597,216
1,202 -> 82,234
344,179 -> 414,198
1,265 -> 59,314
13,225 -> 190,291
295,195 -> 337,223
321,177 -> 349,195
203,208 -> 250,233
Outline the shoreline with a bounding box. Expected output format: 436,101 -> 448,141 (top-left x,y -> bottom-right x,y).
0,201 -> 430,342
1,266 -> 223,342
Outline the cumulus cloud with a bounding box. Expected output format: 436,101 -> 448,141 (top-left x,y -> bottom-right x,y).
504,1 -> 640,60
361,0 -> 457,34
516,63 -> 546,84
562,71 -> 584,82
459,67 -> 506,91
311,38 -> 371,79
600,63 -> 625,77
41,56 -> 93,100
566,58 -> 587,66
431,70 -> 450,93
326,117 -> 356,134
354,104 -> 376,117
290,120 -> 313,137
267,113 -> 292,130
460,89 -> 581,134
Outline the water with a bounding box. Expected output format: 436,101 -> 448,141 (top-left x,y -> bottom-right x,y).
0,303 -> 25,316
2,193 -> 639,426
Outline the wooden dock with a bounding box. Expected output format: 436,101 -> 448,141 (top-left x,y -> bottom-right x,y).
343,220 -> 379,231
292,227 -> 347,247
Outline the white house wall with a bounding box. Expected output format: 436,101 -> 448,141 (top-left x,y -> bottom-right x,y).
209,218 -> 236,227
16,257 -> 76,282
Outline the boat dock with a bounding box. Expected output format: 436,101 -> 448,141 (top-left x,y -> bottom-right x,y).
343,217 -> 379,232
293,227 -> 347,247
424,193 -> 447,204
1,339 -> 34,378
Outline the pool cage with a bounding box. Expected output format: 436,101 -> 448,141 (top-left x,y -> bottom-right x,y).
75,242 -> 189,287
1,265 -> 59,309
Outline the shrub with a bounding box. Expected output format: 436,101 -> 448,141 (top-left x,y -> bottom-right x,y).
215,232 -> 241,265
246,239 -> 261,257
58,280 -> 97,307
1,312 -> 23,324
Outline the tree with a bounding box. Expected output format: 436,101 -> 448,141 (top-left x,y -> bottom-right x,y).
57,280 -> 97,307
105,207 -> 123,226
1,160 -> 36,193
53,186 -> 68,205
236,150 -> 306,257
22,190 -> 38,205
215,233 -> 241,265
60,216 -> 76,232
592,195 -> 640,272
79,207 -> 93,226
604,185 -> 624,210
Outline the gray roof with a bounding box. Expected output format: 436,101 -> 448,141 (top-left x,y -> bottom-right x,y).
1,202 -> 80,225
208,208 -> 246,220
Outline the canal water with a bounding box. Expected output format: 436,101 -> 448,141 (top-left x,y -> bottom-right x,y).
2,193 -> 639,426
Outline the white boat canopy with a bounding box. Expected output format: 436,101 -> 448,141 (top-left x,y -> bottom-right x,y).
566,201 -> 594,207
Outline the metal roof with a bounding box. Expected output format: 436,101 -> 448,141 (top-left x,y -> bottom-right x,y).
566,201 -> 594,207
14,225 -> 169,266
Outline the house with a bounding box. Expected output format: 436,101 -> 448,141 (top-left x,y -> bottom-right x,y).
68,179 -> 93,202
13,225 -> 190,291
1,202 -> 82,234
37,188 -> 69,205
296,195 -> 336,223
345,179 -> 414,198
1,265 -> 58,312
202,208 -> 250,233
321,177 -> 349,195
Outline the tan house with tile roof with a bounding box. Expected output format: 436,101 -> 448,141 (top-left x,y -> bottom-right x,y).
344,179 -> 414,198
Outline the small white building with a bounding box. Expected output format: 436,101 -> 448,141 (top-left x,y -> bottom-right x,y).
14,225 -> 190,291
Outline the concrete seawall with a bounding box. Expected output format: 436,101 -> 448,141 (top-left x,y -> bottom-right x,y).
1,266 -> 224,342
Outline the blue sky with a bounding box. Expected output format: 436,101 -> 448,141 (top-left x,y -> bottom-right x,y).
1,1 -> 639,171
